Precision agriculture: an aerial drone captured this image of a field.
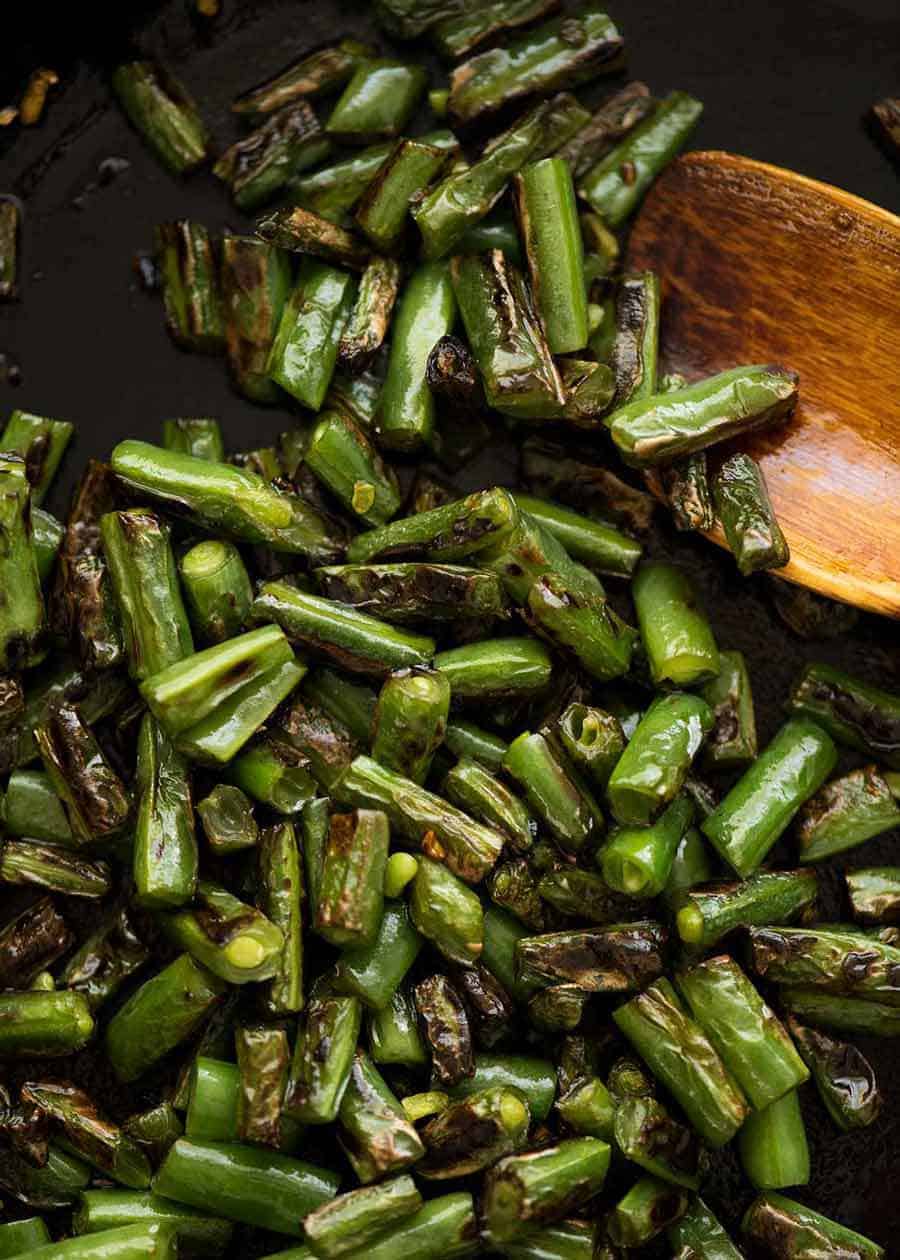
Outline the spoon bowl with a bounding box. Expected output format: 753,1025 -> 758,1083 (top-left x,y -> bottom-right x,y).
626,149 -> 900,618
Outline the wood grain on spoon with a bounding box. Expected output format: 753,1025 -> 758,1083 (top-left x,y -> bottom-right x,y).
626,150 -> 900,619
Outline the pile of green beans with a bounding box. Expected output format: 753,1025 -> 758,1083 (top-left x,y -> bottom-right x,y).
0,6 -> 894,1260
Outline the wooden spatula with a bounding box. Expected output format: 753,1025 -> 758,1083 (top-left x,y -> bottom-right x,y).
626,150 -> 900,619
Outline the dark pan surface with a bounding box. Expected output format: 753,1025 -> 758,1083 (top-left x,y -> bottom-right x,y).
1,1 -> 899,1252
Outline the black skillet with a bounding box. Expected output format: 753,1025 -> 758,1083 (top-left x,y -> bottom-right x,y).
1,0 -> 899,1251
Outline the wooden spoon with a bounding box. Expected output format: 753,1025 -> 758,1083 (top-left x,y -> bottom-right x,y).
626,150 -> 900,619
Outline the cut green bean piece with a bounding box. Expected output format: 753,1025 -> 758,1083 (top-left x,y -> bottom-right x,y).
749,924 -> 900,1006
414,98 -> 570,259
786,662 -> 900,768
482,1137 -> 611,1244
297,670 -> 370,745
334,900 -> 423,1010
435,637 -> 552,703
0,990 -> 94,1057
74,1190 -> 233,1254
235,1024 -> 290,1149
161,417 -> 224,461
267,260 -> 356,410
106,955 -> 226,1082
1,408 -> 73,505
444,757 -> 536,852
133,714 -> 197,909
579,91 -> 703,226
317,562 -> 507,626
609,1176 -> 689,1248
451,250 -> 563,418
513,157 -> 586,354
846,867 -> 900,925
515,922 -> 666,993
4,768 -> 72,844
369,986 -> 427,1066
215,102 -> 330,211
327,59 -> 428,142
179,540 -> 253,646
154,1139 -> 338,1236
101,509 -> 193,682
122,1103 -> 183,1167
220,236 -> 293,403
233,40 -> 374,117
258,821 -> 304,1015
330,1192 -> 478,1260
356,140 -> 451,253
667,1197 -> 743,1260
741,1193 -> 884,1260
161,881 -> 284,985
307,411 -> 401,527
713,452 -> 790,575
537,867 -> 638,925
20,1081 -> 151,1188
255,583 -> 433,678
607,692 -> 713,826
316,809 -> 388,948
414,972 -> 474,1086
795,765 -> 900,862
601,796 -> 694,898
339,256 -> 402,374
701,649 -> 757,768
371,668 -> 450,784
614,978 -> 749,1148
336,754 -> 503,883
113,61 -> 210,173
420,1087 -> 529,1179
790,1018 -> 882,1134
139,628 -> 293,738
111,441 -> 344,564
614,1094 -> 702,1189
229,733 -> 316,814
0,839 -> 110,897
378,262 -> 456,452
59,908 -> 149,1014
0,1217 -> 52,1255
0,454 -> 45,671
609,365 -> 800,468
432,0 -> 559,58
632,564 -> 719,687
32,506 -> 63,585
155,221 -> 224,353
511,495 -> 640,580
26,1222 -> 179,1259
677,954 -> 808,1110
675,869 -> 819,949
781,987 -> 900,1037
448,1052 -> 555,1123
0,896 -> 70,990
504,731 -> 604,852
0,199 -> 20,303
0,1142 -> 90,1210
35,703 -> 130,842
555,703 -> 625,788
702,718 -> 838,877
257,204 -> 369,269
338,1051 -> 425,1183
608,271 -> 660,410
448,9 -> 623,125
410,856 -> 484,965
304,1175 -> 423,1259
276,693 -> 359,792
348,487 -> 518,566
658,452 -> 716,533
554,77 -> 650,177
